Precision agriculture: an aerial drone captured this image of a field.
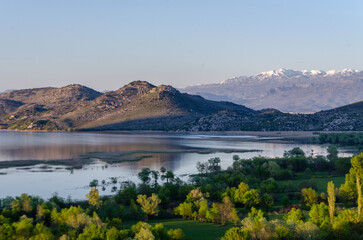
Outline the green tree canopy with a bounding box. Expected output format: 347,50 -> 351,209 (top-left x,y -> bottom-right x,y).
136,194 -> 161,217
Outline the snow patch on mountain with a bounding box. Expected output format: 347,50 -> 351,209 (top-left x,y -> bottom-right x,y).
183,69 -> 363,113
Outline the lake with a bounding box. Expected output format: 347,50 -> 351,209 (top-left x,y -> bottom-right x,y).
0,131 -> 352,200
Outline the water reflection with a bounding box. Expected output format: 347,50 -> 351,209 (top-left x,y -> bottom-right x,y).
0,132 -> 184,161
0,131 -> 353,199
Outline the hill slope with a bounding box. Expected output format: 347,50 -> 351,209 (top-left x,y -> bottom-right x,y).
0,84 -> 102,130
181,101 -> 363,131
0,81 -> 255,131
70,82 -> 254,130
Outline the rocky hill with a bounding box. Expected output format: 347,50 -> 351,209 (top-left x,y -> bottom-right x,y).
0,81 -> 362,131
181,101 -> 363,131
0,81 -> 254,131
0,84 -> 103,130
182,69 -> 363,113
70,82 -> 254,131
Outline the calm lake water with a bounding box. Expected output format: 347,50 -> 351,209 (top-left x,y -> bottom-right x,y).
0,131 -> 352,200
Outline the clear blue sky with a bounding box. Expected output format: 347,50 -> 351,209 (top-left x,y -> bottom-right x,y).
1,0 -> 362,91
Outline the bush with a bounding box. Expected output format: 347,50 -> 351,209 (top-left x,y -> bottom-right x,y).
221,227 -> 251,240
301,188 -> 318,208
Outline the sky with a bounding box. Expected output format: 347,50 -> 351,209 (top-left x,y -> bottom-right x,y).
1,0 -> 362,91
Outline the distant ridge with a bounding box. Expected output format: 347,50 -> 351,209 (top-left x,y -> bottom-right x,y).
0,81 -> 362,131
182,68 -> 363,113
181,100 -> 363,131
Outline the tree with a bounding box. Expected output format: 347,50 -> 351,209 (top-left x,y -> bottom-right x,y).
332,209 -> 361,239
150,223 -> 169,240
295,222 -> 320,240
208,157 -> 221,173
138,168 -> 151,184
198,200 -> 209,221
327,181 -> 336,220
10,194 -> 34,213
248,207 -> 266,222
77,224 -> 106,240
230,208 -> 240,226
134,226 -> 155,240
301,188 -> 318,208
234,182 -> 250,204
206,203 -> 220,223
50,206 -> 96,231
243,189 -> 261,208
309,203 -> 330,227
284,208 -> 305,223
167,228 -> 185,240
262,161 -> 281,179
261,193 -> 274,210
0,222 -> 14,239
339,172 -> 357,203
151,170 -> 159,188
136,194 -> 161,217
106,227 -> 123,240
334,157 -> 351,175
12,217 -> 33,240
221,227 -> 252,240
161,171 -> 174,184
196,161 -> 208,174
89,179 -> 99,188
186,188 -> 205,202
284,147 -> 305,158
86,188 -> 102,208
219,196 -> 236,225
350,153 -> 363,216
160,167 -> 166,179
196,158 -> 221,174
327,145 -> 338,162
175,202 -> 193,219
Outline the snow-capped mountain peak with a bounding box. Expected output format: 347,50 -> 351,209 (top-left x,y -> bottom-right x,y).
183,68 -> 363,113
220,76 -> 248,84
255,68 -> 361,79
301,70 -> 326,76
256,68 -> 303,78
220,68 -> 361,84
328,69 -> 361,75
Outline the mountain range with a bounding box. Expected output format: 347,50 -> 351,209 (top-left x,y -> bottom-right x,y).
0,81 -> 252,131
181,69 -> 363,113
0,81 -> 362,131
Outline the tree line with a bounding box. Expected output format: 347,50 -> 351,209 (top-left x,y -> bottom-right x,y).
0,148 -> 362,239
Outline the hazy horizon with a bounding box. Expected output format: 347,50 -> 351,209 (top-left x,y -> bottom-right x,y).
1,0 -> 362,91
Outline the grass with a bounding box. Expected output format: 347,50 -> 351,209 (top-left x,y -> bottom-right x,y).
274,174 -> 346,207
313,176 -> 345,192
123,218 -> 231,240
267,212 -> 286,221
277,173 -> 345,193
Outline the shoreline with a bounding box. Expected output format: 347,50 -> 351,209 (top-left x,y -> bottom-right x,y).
0,148 -> 261,170
1,128 -> 361,135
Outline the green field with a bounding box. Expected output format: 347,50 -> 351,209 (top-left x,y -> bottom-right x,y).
123,219 -> 231,240
277,175 -> 345,193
